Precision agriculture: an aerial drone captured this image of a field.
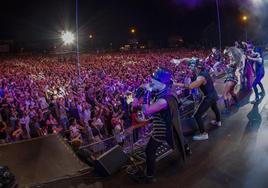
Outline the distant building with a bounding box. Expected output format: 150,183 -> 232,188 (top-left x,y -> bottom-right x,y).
168,36 -> 184,48
0,40 -> 13,53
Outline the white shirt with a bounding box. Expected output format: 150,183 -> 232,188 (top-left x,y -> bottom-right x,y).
39,97 -> 48,109
20,115 -> 30,126
83,109 -> 91,123
70,124 -> 81,139
92,118 -> 103,129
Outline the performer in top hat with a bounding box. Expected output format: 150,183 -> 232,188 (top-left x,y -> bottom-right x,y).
130,67 -> 189,183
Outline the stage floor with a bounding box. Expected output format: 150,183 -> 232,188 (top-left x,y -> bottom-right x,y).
0,134 -> 89,188
37,60 -> 268,188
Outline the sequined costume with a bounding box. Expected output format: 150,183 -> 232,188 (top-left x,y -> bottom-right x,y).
224,65 -> 238,84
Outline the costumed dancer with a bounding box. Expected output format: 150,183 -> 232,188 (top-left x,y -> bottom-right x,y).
232,42 -> 247,89
222,47 -> 241,113
247,47 -> 265,103
206,47 -> 222,76
244,43 -> 255,91
175,60 -> 221,141
130,67 -> 189,183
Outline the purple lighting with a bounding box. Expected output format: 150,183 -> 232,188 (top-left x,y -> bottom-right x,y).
173,0 -> 206,8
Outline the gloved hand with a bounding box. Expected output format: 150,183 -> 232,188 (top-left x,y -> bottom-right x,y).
144,83 -> 153,92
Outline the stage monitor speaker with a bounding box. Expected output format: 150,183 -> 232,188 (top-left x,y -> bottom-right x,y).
95,145 -> 129,176
0,165 -> 16,188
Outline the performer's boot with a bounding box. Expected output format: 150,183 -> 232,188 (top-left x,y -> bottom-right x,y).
223,99 -> 230,114
259,83 -> 265,97
184,144 -> 192,156
252,86 -> 260,103
131,173 -> 156,184
232,95 -> 239,108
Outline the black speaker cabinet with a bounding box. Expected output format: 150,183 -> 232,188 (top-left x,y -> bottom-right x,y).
94,145 -> 129,176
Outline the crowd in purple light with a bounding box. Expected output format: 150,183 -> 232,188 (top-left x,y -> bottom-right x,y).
0,49 -> 211,145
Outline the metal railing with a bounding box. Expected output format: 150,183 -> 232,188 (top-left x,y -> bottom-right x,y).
79,132 -> 137,157
77,97 -> 197,157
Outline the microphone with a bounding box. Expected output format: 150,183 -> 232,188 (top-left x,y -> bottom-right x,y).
143,90 -> 151,105
134,87 -> 146,99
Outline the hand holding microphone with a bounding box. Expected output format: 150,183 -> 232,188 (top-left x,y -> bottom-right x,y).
134,83 -> 152,107
144,83 -> 153,92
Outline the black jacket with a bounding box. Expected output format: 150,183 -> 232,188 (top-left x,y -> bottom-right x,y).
163,94 -> 186,162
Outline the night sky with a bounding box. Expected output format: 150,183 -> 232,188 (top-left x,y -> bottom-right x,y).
0,0 -> 267,49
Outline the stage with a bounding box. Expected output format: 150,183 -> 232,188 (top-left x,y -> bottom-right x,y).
36,58 -> 268,188
0,134 -> 90,188
1,58 -> 267,188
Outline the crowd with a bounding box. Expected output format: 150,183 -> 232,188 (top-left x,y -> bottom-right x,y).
0,49 -> 210,145
0,40 -> 265,186
0,42 -> 264,149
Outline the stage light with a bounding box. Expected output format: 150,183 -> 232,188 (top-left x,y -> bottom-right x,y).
242,15 -> 248,22
89,34 -> 93,39
61,31 -> 75,45
130,28 -> 136,34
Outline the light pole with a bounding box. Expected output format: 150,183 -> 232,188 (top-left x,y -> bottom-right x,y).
215,0 -> 222,51
61,31 -> 75,63
88,34 -> 94,51
89,34 -> 93,50
241,15 -> 248,41
130,28 -> 136,35
76,0 -> 81,79
130,27 -> 138,49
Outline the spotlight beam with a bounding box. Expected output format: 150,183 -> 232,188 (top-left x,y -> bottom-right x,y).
61,31 -> 74,45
